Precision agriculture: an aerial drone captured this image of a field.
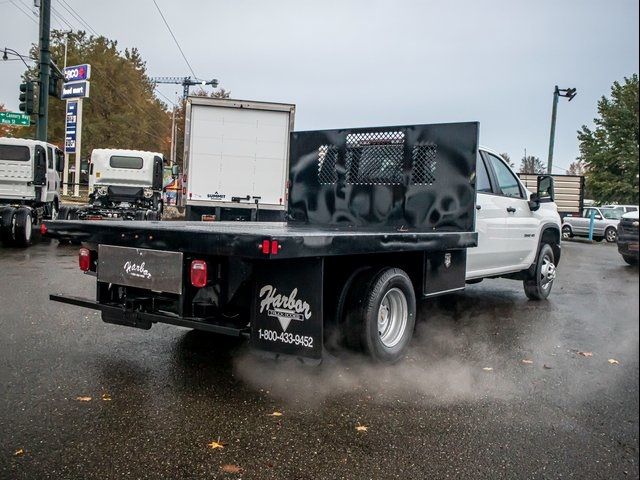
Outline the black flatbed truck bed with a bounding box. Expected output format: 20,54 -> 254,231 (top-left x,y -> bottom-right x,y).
45,220 -> 477,258
47,121 -> 480,363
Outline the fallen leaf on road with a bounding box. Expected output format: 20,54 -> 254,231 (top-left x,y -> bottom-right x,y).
578,351 -> 593,357
522,359 -> 534,364
608,359 -> 620,365
14,448 -> 24,456
101,393 -> 112,401
482,367 -> 493,371
543,364 -> 553,369
75,396 -> 92,402
267,411 -> 283,417
355,424 -> 368,432
220,464 -> 243,474
208,439 -> 225,450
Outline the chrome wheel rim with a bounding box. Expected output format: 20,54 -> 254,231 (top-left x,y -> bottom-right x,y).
540,254 -> 556,291
562,227 -> 571,239
377,288 -> 408,348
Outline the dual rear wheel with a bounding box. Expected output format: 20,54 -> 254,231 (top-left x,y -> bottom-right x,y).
0,207 -> 34,247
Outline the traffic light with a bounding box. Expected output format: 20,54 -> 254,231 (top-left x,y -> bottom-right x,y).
19,82 -> 35,115
48,75 -> 60,98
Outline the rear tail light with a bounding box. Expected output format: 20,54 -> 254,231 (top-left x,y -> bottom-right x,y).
261,239 -> 280,255
79,248 -> 91,271
190,260 -> 207,288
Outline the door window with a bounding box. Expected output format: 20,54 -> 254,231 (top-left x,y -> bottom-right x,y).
47,147 -> 54,169
487,154 -> 524,198
476,155 -> 492,193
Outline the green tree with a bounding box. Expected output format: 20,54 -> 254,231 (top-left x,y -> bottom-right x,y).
520,155 -> 545,174
14,30 -> 171,159
577,74 -> 639,204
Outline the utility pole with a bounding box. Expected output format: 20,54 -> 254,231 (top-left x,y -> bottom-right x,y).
547,85 -> 577,174
36,0 -> 51,141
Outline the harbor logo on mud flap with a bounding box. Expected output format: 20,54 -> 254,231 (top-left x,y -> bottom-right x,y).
123,261 -> 152,279
258,285 -> 311,332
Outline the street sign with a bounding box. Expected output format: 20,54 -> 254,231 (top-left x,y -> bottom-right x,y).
0,111 -> 30,126
64,100 -> 78,153
61,81 -> 90,99
63,64 -> 91,83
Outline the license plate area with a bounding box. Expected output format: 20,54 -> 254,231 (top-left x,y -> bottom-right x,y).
98,245 -> 183,294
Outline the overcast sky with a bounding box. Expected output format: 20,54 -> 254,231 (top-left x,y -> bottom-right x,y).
1,0 -> 638,172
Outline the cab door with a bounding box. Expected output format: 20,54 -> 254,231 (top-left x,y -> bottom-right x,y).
466,153 -> 509,278
484,152 -> 539,269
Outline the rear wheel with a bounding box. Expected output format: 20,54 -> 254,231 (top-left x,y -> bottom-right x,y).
134,210 -> 146,220
0,207 -> 17,246
622,254 -> 638,266
562,225 -> 573,239
524,243 -> 556,300
14,208 -> 33,247
605,227 -> 617,243
343,267 -> 416,363
58,205 -> 70,220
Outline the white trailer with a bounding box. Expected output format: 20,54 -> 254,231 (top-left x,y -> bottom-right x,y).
183,97 -> 295,221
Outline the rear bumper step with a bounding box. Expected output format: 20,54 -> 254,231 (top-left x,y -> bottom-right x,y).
50,294 -> 249,337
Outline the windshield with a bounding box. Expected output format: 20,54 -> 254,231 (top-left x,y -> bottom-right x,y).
0,144 -> 30,161
601,209 -> 622,220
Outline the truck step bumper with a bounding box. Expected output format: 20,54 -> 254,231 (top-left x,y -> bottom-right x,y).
49,294 -> 250,337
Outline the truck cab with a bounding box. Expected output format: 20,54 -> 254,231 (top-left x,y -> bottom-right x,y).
60,148 -> 164,221
0,137 -> 63,246
468,148 -> 561,281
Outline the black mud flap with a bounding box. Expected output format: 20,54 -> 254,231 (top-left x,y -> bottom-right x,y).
251,258 -> 323,360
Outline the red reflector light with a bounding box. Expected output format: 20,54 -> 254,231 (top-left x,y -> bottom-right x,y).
40,223 -> 48,235
190,260 -> 207,288
262,239 -> 270,255
270,240 -> 279,255
79,248 -> 91,272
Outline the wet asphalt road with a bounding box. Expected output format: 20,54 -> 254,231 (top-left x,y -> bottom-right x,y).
0,239 -> 638,480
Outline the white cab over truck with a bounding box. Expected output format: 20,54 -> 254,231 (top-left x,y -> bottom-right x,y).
183,97 -> 295,221
59,149 -> 165,221
0,137 -> 63,247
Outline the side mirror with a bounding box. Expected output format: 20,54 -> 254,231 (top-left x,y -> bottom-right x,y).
536,175 -> 555,203
528,192 -> 540,212
55,152 -> 64,173
152,156 -> 163,190
171,164 -> 179,177
34,145 -> 47,186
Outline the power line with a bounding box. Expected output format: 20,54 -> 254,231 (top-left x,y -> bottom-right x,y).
56,0 -> 98,36
151,0 -> 198,79
8,0 -> 38,24
50,4 -> 75,30
154,87 -> 177,107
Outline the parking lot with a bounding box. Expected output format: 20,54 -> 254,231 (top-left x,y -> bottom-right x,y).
0,239 -> 638,480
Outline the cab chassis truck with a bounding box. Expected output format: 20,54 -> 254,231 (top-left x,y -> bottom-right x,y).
45,122 -> 560,363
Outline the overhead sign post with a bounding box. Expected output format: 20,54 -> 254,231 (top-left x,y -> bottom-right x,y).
61,64 -> 90,197
0,111 -> 31,126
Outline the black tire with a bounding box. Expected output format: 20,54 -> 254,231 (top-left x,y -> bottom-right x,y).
0,207 -> 17,246
134,210 -> 146,221
524,243 -> 556,301
343,267 -> 416,363
68,208 -> 79,220
562,225 -> 573,239
605,227 -> 617,243
14,208 -> 34,247
622,254 -> 638,266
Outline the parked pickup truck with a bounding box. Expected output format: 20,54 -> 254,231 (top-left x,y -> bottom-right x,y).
45,122 -> 561,363
562,206 -> 622,243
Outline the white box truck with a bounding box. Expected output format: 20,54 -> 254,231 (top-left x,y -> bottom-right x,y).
182,97 -> 295,221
